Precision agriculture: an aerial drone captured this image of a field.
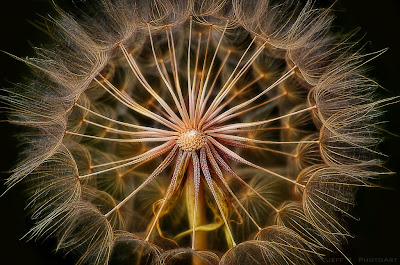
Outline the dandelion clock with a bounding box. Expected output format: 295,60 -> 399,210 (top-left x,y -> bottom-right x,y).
1,1 -> 398,265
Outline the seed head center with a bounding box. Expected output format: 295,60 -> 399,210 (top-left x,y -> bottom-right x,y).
177,129 -> 206,151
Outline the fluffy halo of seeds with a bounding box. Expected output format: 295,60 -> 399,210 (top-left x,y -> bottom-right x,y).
2,1 -> 387,265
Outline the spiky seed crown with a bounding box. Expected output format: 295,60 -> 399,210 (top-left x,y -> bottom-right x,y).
2,1 -> 388,265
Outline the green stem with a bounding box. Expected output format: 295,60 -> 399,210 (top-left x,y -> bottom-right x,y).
186,163 -> 208,251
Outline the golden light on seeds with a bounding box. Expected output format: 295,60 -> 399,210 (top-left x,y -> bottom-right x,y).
2,1 -> 394,265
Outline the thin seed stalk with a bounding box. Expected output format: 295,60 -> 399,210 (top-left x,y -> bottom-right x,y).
185,162 -> 208,251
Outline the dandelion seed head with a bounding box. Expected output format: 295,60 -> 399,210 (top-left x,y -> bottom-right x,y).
2,0 -> 393,264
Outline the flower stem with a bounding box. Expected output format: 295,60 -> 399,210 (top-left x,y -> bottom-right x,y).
186,162 -> 208,251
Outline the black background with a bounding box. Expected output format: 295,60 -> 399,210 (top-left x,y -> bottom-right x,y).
0,1 -> 399,264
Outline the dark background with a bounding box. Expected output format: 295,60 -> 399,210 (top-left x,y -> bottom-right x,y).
0,1 -> 399,264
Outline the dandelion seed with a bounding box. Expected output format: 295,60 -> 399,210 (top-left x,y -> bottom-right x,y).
2,1 -> 394,265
